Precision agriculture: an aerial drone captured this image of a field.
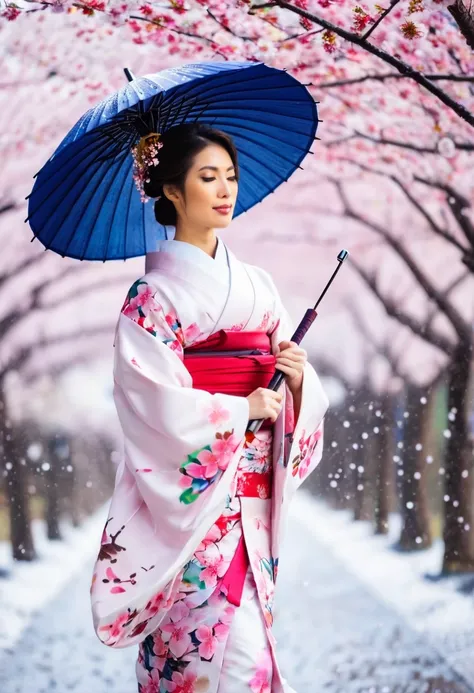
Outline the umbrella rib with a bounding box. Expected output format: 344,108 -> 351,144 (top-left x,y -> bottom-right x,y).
29,135 -> 117,229
40,145 -> 125,251
196,104 -> 316,125
213,114 -> 315,139
237,154 -> 283,194
123,165 -> 136,262
79,153 -> 128,261
30,131 -> 117,201
105,158 -> 134,261
141,187 -> 146,255
215,121 -> 316,159
56,149 -> 123,257
157,66 -> 280,106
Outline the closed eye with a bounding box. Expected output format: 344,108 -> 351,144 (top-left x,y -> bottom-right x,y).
202,177 -> 238,183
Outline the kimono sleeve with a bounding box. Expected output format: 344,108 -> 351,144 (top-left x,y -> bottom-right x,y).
90,278 -> 250,648
267,275 -> 329,490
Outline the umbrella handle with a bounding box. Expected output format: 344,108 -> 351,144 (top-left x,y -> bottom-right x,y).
247,309 -> 317,434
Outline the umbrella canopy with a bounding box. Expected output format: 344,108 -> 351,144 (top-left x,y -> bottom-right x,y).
27,61 -> 319,261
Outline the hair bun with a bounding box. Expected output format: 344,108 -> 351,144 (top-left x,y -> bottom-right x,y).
154,196 -> 177,226
142,177 -> 162,200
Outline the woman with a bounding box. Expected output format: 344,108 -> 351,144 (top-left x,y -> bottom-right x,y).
90,123 -> 328,692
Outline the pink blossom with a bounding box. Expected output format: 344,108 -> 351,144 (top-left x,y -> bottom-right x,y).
125,283 -> 154,313
167,665 -> 199,693
213,621 -> 230,641
99,611 -> 129,642
167,600 -> 190,623
146,590 -> 166,617
195,624 -> 219,659
194,544 -> 230,588
185,460 -> 217,480
211,433 -> 238,471
184,322 -> 202,342
250,649 -> 272,693
206,401 -> 231,427
152,631 -> 168,657
140,667 -> 161,693
195,449 -> 219,478
161,619 -> 192,658
179,474 -> 193,488
196,522 -> 222,551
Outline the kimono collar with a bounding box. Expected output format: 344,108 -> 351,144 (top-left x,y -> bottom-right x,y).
145,236 -> 228,279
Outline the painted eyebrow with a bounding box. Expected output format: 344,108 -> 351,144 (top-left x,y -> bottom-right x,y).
198,165 -> 235,172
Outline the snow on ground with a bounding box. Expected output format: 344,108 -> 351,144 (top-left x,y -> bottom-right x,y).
290,493 -> 474,689
0,505 -> 107,649
1,496 -> 472,693
1,494 -> 474,692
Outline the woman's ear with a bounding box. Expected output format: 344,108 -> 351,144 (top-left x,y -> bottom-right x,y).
163,183 -> 180,203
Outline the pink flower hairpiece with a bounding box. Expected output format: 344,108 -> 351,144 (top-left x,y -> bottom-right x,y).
131,132 -> 164,203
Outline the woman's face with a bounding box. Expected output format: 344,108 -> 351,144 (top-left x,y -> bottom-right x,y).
165,143 -> 238,230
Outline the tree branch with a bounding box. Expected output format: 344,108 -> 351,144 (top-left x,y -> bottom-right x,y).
317,73 -> 474,88
349,258 -> 455,356
251,0 -> 474,127
334,181 -> 470,339
333,159 -> 471,257
352,130 -> 474,153
346,296 -> 406,381
412,175 -> 474,251
361,0 -> 402,41
447,0 -> 474,50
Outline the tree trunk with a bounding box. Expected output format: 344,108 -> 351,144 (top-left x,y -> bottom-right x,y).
353,389 -> 375,523
0,387 -> 36,561
45,438 -> 62,541
448,0 -> 474,50
374,395 -> 393,536
397,383 -> 432,551
442,338 -> 474,573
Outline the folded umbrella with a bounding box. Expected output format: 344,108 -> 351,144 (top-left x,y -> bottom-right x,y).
26,61 -> 319,262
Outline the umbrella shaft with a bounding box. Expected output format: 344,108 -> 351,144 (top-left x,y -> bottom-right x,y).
247,309 -> 317,434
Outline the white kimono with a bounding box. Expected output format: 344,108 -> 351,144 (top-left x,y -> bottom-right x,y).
90,237 -> 328,693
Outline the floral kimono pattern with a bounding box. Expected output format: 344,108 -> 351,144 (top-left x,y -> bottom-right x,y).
90,238 -> 328,692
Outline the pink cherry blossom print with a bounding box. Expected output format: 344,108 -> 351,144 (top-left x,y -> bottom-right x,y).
128,282 -> 155,312
179,474 -> 193,489
250,649 -> 272,693
161,619 -> 192,659
195,624 -> 219,659
168,666 -> 200,693
195,449 -> 219,478
140,667 -> 161,693
213,621 -> 230,642
146,590 -> 166,617
212,432 -> 239,471
152,631 -> 168,657
167,600 -> 190,624
194,543 -> 230,589
184,322 -> 202,343
206,401 -> 231,427
99,611 -> 130,642
186,461 -> 216,480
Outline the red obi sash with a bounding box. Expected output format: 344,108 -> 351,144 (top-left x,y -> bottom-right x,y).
183,330 -> 276,396
184,330 -> 276,430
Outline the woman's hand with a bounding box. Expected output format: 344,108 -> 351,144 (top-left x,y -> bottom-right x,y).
246,388 -> 283,422
275,340 -> 306,393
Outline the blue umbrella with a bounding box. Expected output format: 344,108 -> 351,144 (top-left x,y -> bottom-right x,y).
27,61 -> 319,261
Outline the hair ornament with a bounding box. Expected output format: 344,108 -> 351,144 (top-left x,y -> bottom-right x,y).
131,132 -> 163,202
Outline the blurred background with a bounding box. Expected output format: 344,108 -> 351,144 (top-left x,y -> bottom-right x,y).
0,1 -> 473,691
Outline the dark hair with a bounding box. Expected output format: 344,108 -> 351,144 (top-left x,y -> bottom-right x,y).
142,123 -> 239,227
